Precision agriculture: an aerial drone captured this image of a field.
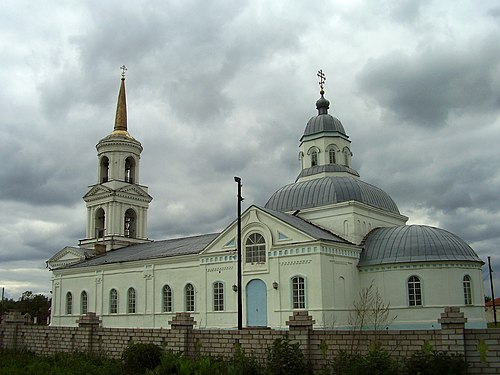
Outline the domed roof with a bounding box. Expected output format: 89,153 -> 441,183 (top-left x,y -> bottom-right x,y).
359,225 -> 483,267
302,92 -> 347,138
303,114 -> 346,137
264,176 -> 400,214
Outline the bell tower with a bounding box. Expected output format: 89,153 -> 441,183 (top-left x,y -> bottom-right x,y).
80,67 -> 153,252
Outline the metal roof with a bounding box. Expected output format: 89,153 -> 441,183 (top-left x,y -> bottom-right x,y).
302,114 -> 346,138
358,225 -> 483,266
258,206 -> 349,244
65,233 -> 219,269
296,164 -> 360,179
265,176 -> 400,214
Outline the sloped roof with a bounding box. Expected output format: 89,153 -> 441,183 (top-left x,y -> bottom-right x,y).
258,206 -> 349,244
65,233 -> 219,269
359,225 -> 483,267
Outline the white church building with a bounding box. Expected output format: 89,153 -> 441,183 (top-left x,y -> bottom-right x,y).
48,72 -> 486,330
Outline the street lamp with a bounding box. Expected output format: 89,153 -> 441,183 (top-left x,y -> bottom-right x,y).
234,176 -> 243,330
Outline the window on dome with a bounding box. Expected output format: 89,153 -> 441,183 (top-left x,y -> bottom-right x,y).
245,233 -> 266,264
463,275 -> 472,305
408,276 -> 422,306
311,151 -> 318,167
213,282 -> 224,311
66,292 -> 73,315
162,285 -> 172,313
292,276 -> 306,309
81,291 -> 88,315
127,287 -> 136,313
110,289 -> 118,314
329,149 -> 336,164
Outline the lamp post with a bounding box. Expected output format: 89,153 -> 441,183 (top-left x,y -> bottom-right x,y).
234,176 -> 243,330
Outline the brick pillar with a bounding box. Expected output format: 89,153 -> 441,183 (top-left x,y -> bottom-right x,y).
76,312 -> 102,354
169,313 -> 196,357
438,306 -> 467,355
286,311 -> 315,361
3,311 -> 25,350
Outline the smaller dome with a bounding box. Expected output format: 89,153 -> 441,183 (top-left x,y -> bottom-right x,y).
303,114 -> 346,137
359,225 -> 483,267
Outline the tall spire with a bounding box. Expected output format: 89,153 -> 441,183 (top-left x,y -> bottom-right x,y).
114,65 -> 128,132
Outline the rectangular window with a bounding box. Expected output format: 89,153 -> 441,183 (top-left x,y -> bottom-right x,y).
213,282 -> 224,311
110,289 -> 118,314
408,276 -> 422,306
128,288 -> 136,314
292,277 -> 306,309
185,284 -> 195,312
163,285 -> 172,312
463,276 -> 472,305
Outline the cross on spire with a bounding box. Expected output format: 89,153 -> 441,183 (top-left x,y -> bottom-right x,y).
120,65 -> 127,79
317,69 -> 326,92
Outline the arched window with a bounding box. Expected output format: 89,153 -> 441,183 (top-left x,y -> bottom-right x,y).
124,209 -> 137,238
408,276 -> 422,306
100,156 -> 109,183
245,233 -> 266,264
66,292 -> 73,315
162,285 -> 172,313
81,291 -> 88,315
125,157 -> 135,184
329,148 -> 336,164
95,208 -> 105,238
463,275 -> 472,305
127,287 -> 136,313
311,150 -> 318,167
110,289 -> 118,314
342,147 -> 351,167
292,276 -> 306,309
185,283 -> 195,312
213,282 -> 224,311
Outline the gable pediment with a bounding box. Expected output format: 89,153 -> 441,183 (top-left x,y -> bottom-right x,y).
201,206 -> 324,255
116,185 -> 152,200
47,246 -> 90,269
83,185 -> 113,200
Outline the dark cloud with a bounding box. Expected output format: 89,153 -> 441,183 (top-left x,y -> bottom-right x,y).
1,0 -> 500,297
357,36 -> 500,127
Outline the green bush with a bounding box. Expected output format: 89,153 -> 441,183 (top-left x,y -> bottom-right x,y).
0,349 -> 123,375
226,347 -> 263,375
405,350 -> 468,375
121,342 -> 162,374
266,335 -> 310,375
330,349 -> 401,375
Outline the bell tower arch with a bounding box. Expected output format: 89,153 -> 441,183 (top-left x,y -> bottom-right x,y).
80,68 -> 153,252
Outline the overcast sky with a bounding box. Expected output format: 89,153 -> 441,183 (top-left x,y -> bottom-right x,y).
1,0 -> 499,300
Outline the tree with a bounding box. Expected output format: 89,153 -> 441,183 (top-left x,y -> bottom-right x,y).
15,291 -> 51,324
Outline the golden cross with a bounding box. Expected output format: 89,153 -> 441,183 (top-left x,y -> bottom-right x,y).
120,65 -> 127,78
317,69 -> 326,90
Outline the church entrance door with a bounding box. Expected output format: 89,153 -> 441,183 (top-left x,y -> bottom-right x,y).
246,279 -> 267,327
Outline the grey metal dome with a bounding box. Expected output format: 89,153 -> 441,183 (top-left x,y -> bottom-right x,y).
359,225 -> 483,267
264,176 -> 400,214
303,114 -> 346,137
302,92 -> 347,138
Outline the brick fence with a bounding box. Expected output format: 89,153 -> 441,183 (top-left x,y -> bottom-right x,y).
1,307 -> 499,373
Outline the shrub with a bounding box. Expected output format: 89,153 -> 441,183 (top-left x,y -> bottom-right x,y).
266,335 -> 310,375
226,346 -> 263,375
405,350 -> 468,375
121,342 -> 162,374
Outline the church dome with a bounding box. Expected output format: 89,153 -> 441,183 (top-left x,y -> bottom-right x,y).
359,225 -> 483,267
303,114 -> 346,137
264,176 -> 400,214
